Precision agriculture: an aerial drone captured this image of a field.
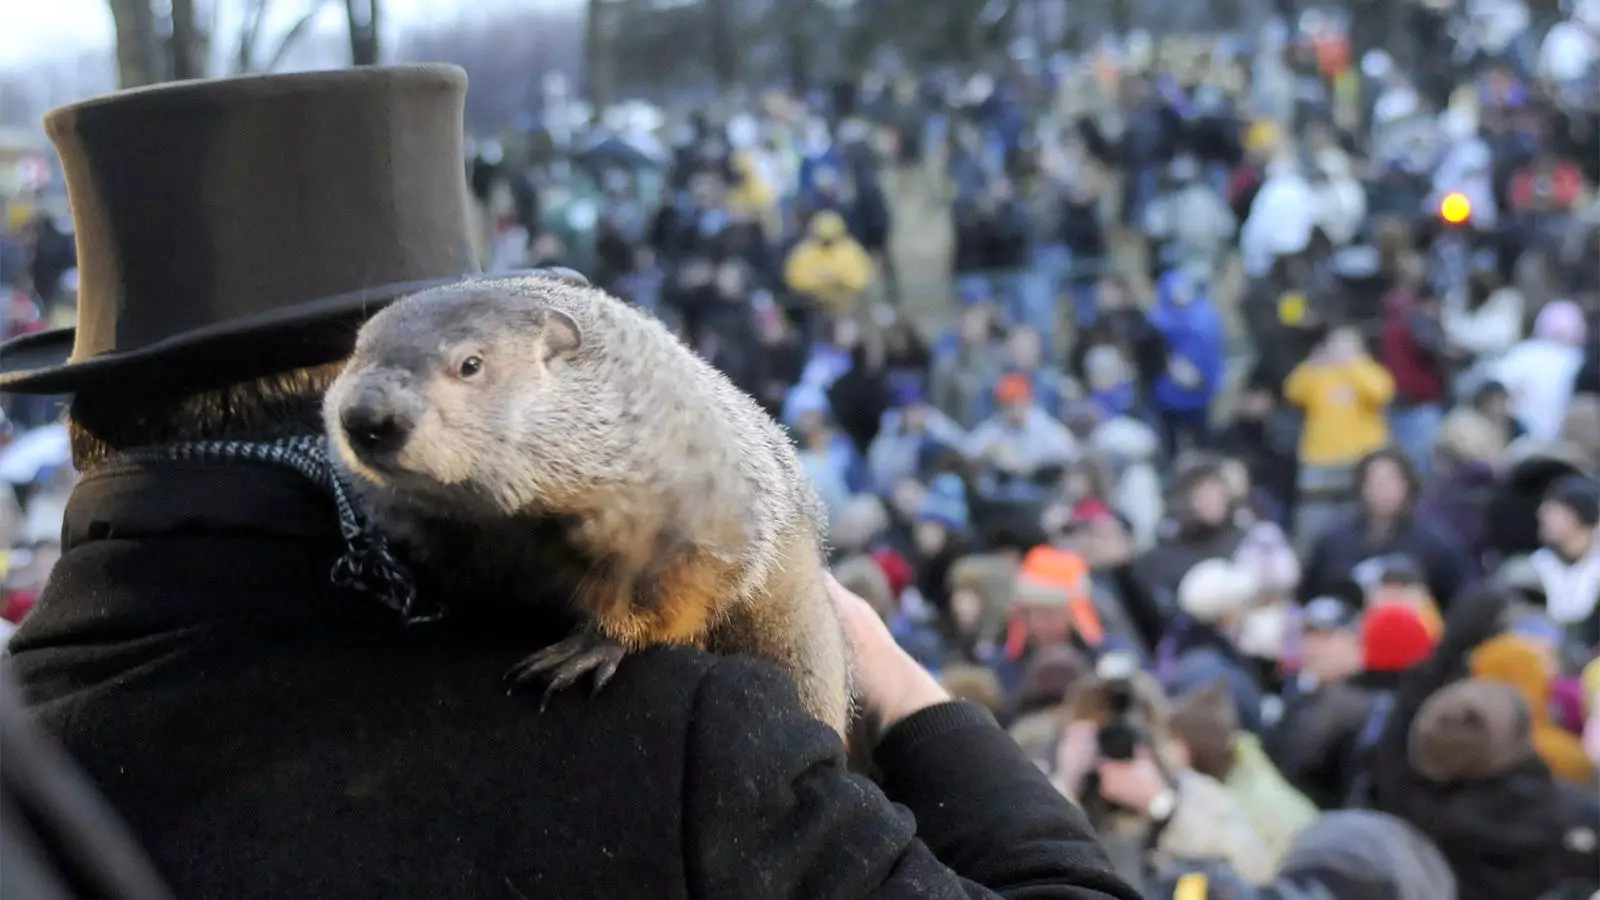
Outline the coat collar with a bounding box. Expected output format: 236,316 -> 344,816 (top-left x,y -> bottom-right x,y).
62,458 -> 339,550
13,461 -> 373,647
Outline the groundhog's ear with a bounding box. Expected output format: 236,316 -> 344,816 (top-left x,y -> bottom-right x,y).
538,309 -> 583,361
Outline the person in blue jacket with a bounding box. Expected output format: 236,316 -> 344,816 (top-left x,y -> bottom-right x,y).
1150,267 -> 1226,458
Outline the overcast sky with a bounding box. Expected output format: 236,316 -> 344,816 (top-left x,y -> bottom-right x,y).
0,0 -> 563,68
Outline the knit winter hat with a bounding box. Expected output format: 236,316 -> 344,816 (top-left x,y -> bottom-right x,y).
993,373 -> 1032,405
1544,474 -> 1600,528
1279,811 -> 1458,900
1011,546 -> 1090,608
1176,558 -> 1259,624
1533,299 -> 1587,347
869,547 -> 914,599
1468,634 -> 1551,706
1361,604 -> 1437,672
915,473 -> 970,533
1409,679 -> 1533,783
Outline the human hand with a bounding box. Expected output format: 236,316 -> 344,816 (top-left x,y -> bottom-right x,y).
1054,719 -> 1100,792
1096,747 -> 1171,814
825,574 -> 949,736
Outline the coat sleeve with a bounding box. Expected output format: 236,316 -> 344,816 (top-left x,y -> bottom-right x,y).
1348,359 -> 1396,407
682,658 -> 1140,900
1282,362 -> 1315,408
783,244 -> 829,299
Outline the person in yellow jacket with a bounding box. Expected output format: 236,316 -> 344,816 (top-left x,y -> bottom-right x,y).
1285,326 -> 1396,549
1285,326 -> 1395,467
783,210 -> 874,316
725,150 -> 777,234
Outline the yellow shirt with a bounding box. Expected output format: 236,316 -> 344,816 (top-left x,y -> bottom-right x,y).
1284,358 -> 1395,466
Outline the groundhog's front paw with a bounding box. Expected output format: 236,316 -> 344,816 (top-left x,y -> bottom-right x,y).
505,630 -> 628,710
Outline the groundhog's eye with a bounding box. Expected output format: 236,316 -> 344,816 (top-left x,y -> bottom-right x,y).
457,355 -> 484,379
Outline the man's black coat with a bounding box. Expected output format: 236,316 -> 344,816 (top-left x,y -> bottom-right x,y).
7,461 -> 1138,900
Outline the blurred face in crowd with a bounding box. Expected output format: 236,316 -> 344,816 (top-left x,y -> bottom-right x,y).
1097,278 -> 1129,311
950,588 -> 984,636
714,262 -> 747,299
1006,327 -> 1043,370
1539,498 -> 1591,550
689,172 -> 724,210
754,307 -> 787,343
830,317 -> 860,350
959,306 -> 994,345
796,409 -> 826,439
1368,579 -> 1429,611
1219,459 -> 1251,505
1187,475 -> 1232,528
1240,386 -> 1274,419
901,402 -> 929,433
1322,326 -> 1365,363
1001,397 -> 1031,428
531,233 -> 564,264
891,477 -> 926,521
1019,603 -> 1073,647
1361,458 -> 1411,521
1300,627 -> 1361,684
913,520 -> 949,556
1474,385 -> 1510,421
1064,469 -> 1095,503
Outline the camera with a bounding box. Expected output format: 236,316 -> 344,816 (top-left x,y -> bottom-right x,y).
1076,651 -> 1147,818
1095,651 -> 1142,762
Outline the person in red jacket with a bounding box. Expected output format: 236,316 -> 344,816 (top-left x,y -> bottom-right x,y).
1380,255 -> 1464,476
1509,152 -> 1584,215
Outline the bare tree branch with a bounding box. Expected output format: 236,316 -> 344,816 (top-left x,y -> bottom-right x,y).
263,1 -> 329,72
236,0 -> 270,74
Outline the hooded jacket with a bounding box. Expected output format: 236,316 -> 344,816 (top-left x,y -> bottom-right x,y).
1369,591 -> 1600,900
1149,270 -> 1226,413
1284,356 -> 1395,467
1222,733 -> 1321,865
1470,635 -> 1596,786
782,212 -> 874,314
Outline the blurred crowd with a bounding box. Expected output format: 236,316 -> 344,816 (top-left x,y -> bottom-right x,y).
5,2 -> 1600,897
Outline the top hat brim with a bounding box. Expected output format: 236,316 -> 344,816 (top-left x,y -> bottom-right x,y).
0,267 -> 594,396
0,275 -> 472,395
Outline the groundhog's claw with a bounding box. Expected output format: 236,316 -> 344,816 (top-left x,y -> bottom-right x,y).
506,631 -> 628,710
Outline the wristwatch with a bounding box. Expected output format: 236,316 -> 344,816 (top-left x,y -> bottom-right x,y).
1146,786 -> 1178,823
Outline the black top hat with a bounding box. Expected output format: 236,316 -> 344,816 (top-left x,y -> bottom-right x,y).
0,65 -> 481,395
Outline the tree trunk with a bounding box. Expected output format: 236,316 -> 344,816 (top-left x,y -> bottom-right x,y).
584,0 -> 611,112
705,0 -> 738,90
168,0 -> 204,80
782,0 -> 810,92
107,0 -> 162,88
346,0 -> 381,66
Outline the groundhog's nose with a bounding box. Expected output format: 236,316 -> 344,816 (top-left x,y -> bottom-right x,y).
340,392 -> 413,461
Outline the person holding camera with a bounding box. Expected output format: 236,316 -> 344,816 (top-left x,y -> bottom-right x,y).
1052,659 -> 1274,892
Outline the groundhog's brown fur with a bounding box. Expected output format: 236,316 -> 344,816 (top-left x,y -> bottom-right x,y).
323,274 -> 853,734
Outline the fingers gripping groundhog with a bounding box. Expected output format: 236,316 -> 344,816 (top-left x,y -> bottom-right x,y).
322,274 -> 854,735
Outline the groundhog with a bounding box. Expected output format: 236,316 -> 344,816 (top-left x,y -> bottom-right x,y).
322,273 -> 853,735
